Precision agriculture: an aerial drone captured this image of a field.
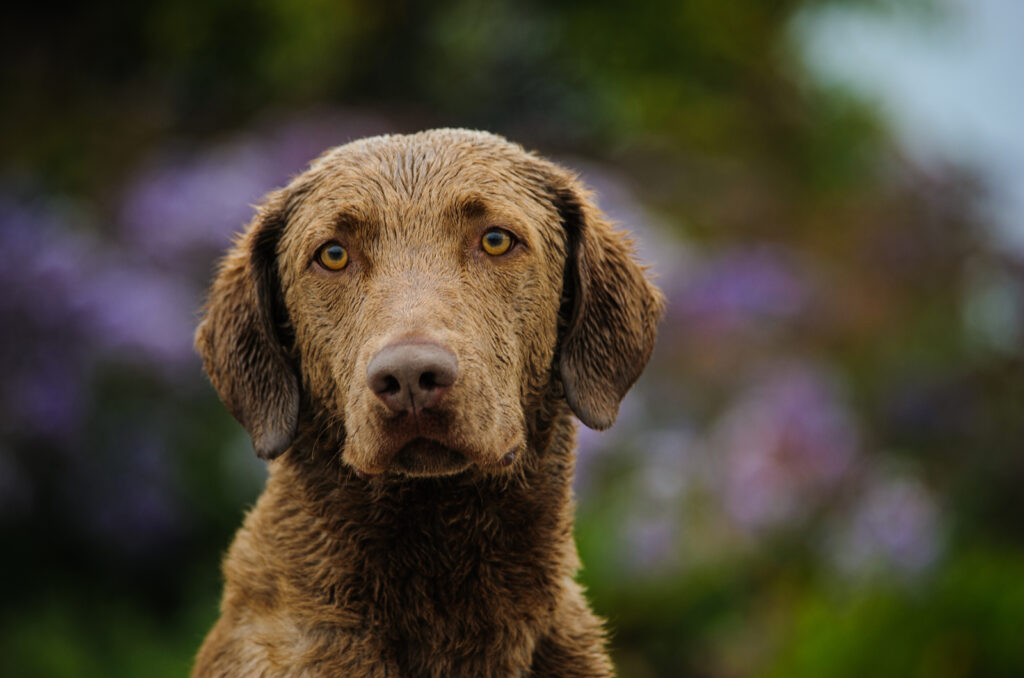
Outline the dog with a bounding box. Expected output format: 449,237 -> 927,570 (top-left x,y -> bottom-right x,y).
193,129 -> 663,677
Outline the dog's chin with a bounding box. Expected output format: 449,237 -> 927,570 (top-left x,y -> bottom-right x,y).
389,438 -> 473,477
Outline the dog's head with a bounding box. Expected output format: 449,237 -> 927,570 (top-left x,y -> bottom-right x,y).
196,129 -> 663,477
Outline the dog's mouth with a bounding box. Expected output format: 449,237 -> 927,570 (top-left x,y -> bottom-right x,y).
390,437 -> 471,477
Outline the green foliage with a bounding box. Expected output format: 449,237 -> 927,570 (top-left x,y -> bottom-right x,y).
765,548 -> 1024,678
0,578 -> 219,678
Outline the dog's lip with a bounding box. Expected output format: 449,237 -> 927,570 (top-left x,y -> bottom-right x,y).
389,437 -> 471,477
349,410 -> 525,478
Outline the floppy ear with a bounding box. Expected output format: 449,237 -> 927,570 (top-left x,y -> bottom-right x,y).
553,176 -> 665,430
195,188 -> 301,459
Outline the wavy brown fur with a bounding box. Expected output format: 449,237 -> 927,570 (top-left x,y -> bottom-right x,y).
193,129 -> 663,677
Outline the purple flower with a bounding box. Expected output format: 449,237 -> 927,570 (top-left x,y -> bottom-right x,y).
713,363 -> 859,531
0,194 -> 206,449
118,140 -> 282,265
0,200 -> 92,323
118,111 -> 396,267
0,199 -> 93,440
830,472 -> 943,577
2,197 -> 201,370
74,262 -> 200,369
671,245 -> 812,329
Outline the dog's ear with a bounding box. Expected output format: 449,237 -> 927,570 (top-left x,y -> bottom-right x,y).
195,188 -> 301,459
552,175 -> 664,430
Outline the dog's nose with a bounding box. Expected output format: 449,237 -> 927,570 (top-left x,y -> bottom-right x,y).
366,341 -> 458,414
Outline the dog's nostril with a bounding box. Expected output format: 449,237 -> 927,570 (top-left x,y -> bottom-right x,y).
419,372 -> 437,391
379,375 -> 401,396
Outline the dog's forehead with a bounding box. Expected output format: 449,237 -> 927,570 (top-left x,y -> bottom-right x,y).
284,130 -> 560,242
306,130 -> 545,201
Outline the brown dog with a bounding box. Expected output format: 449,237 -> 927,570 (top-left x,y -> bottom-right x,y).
193,129 -> 663,677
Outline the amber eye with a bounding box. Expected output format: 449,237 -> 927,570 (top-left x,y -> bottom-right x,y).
316,243 -> 349,271
481,228 -> 514,256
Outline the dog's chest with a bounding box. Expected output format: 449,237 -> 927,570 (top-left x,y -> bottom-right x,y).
272,479 -> 565,675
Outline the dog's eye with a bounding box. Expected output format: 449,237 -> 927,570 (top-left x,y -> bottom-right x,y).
316,243 -> 349,271
481,228 -> 514,256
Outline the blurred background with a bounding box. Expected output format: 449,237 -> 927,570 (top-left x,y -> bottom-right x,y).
2,0 -> 1022,675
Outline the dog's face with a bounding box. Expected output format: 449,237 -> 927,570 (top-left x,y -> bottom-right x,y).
278,134 -> 570,476
197,129 -> 662,477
